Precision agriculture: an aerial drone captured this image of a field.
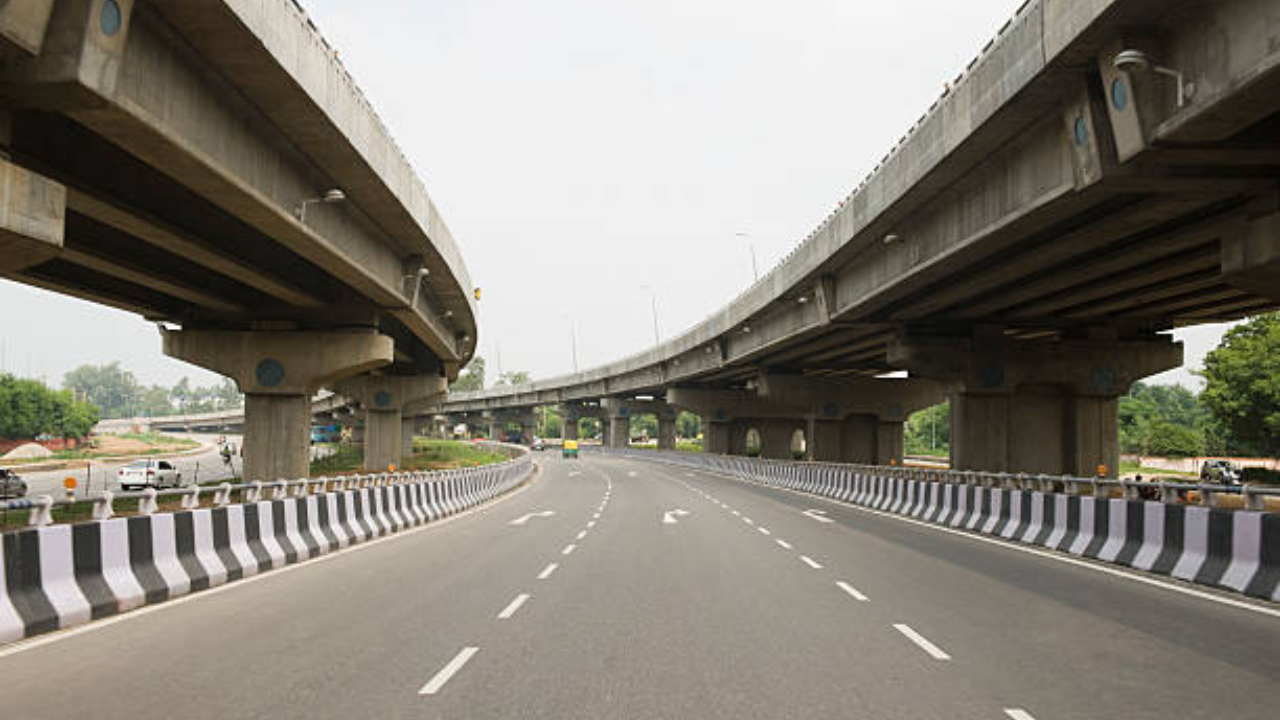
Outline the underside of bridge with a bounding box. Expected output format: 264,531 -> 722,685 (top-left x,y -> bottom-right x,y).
439,0 -> 1280,478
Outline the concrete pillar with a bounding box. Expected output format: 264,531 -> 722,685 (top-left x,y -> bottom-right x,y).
657,415 -> 676,450
162,330 -> 393,481
889,333 -> 1181,477
401,416 -> 416,457
703,418 -> 730,455
350,424 -> 365,445
606,416 -> 630,448
520,419 -> 536,446
333,374 -> 447,472
807,418 -> 842,462
876,420 -> 904,466
760,418 -> 798,460
562,417 -> 580,441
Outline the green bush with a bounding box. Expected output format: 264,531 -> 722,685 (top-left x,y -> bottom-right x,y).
1241,467 -> 1280,486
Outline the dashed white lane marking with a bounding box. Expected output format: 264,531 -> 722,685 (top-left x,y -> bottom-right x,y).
731,510 -> 741,516
497,593 -> 530,620
893,624 -> 951,660
836,581 -> 869,602
775,539 -> 793,550
627,471 -> 637,477
586,521 -> 596,528
562,544 -> 577,555
576,530 -> 588,540
743,517 -> 754,525
419,646 -> 480,695
1003,710 -> 1037,720
800,555 -> 823,569
757,527 -> 771,536
537,563 -> 558,580
593,513 -> 601,520
568,471 -> 581,477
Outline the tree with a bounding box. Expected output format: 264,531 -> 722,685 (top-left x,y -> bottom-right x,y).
451,356 -> 486,392
629,414 -> 657,439
1201,312 -> 1280,457
905,402 -> 949,455
676,411 -> 701,439
1140,420 -> 1203,457
171,376 -> 192,413
64,362 -> 140,418
0,373 -> 99,440
495,370 -> 531,387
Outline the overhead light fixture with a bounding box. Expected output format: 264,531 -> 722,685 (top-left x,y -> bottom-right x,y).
1113,49 -> 1193,108
742,325 -> 752,334
295,188 -> 346,222
883,233 -> 900,245
797,295 -> 809,304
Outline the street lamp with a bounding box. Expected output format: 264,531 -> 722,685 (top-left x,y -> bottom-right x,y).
736,231 -> 758,282
640,285 -> 660,345
562,315 -> 579,373
1113,49 -> 1194,108
295,188 -> 346,223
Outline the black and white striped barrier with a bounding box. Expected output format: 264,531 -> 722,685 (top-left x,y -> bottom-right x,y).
0,455 -> 533,645
596,448 -> 1280,603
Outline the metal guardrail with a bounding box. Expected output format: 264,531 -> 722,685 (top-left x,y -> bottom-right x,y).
4,441 -> 532,527
591,447 -> 1280,512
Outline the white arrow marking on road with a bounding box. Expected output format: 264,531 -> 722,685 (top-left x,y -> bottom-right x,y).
802,509 -> 834,524
509,511 -> 556,526
662,509 -> 691,525
568,471 -> 581,477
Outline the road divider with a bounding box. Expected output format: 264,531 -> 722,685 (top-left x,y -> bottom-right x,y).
0,451 -> 534,646
592,448 -> 1280,603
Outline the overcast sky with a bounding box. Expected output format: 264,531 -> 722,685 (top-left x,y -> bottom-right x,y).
0,0 -> 1231,391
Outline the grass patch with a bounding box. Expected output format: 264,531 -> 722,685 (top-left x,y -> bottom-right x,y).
1119,461 -> 1197,479
676,440 -> 703,452
308,440 -> 508,477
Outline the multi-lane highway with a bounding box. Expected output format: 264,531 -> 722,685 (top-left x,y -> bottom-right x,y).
2,453 -> 1277,719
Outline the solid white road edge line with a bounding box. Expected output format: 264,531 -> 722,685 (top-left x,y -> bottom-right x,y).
419,646 -> 480,695
537,563 -> 558,580
0,467 -> 540,660
1004,709 -> 1037,720
681,467 -> 1280,619
800,555 -> 823,569
497,593 -> 530,620
837,581 -> 870,602
893,623 -> 951,660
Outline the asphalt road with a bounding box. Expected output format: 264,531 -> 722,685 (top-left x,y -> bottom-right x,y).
2,452 -> 1277,719
14,434 -> 330,498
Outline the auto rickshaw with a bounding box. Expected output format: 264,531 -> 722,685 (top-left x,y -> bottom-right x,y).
562,439 -> 579,459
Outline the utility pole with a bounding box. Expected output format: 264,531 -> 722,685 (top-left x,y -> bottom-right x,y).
736,232 -> 758,282
640,286 -> 660,345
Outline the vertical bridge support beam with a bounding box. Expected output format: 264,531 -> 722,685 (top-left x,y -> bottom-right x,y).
889,332 -> 1182,477
163,330 -> 393,482
333,374 -> 447,472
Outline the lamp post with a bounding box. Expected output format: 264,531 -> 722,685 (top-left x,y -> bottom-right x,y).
736,231 -> 758,282
640,286 -> 660,345
295,188 -> 346,223
562,315 -> 579,373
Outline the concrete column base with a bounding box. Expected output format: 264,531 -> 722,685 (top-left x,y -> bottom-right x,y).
606,417 -> 629,448
657,416 -> 676,450
365,410 -> 401,472
563,419 -> 580,441
703,420 -> 730,455
401,416 -> 416,458
162,330 -> 393,482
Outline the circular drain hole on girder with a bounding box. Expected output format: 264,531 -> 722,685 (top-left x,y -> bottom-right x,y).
101,0 -> 123,36
1110,77 -> 1128,111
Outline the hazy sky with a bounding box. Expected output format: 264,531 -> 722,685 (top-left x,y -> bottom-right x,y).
0,0 -> 1232,391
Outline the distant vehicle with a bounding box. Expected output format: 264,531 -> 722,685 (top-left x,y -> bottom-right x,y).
0,468 -> 27,499
533,437 -> 545,451
1200,459 -> 1242,485
310,424 -> 342,444
118,459 -> 182,491
562,439 -> 579,459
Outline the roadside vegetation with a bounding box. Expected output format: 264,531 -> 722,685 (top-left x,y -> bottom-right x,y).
308,439 -> 509,477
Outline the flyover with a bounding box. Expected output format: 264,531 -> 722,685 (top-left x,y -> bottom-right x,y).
0,0 -> 476,478
440,0 -> 1280,478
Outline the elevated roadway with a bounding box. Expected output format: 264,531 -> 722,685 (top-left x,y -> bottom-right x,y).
441,0 -> 1280,479
0,0 -> 476,478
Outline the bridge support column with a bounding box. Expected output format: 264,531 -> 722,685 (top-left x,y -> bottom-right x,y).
162,330 -> 393,481
657,415 -> 676,450
702,417 -> 730,455
333,374 -> 447,472
562,416 -> 580,441
605,416 -> 629,448
889,332 -> 1181,477
401,417 -> 416,457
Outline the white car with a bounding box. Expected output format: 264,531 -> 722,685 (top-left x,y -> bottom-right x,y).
117,459 -> 182,491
